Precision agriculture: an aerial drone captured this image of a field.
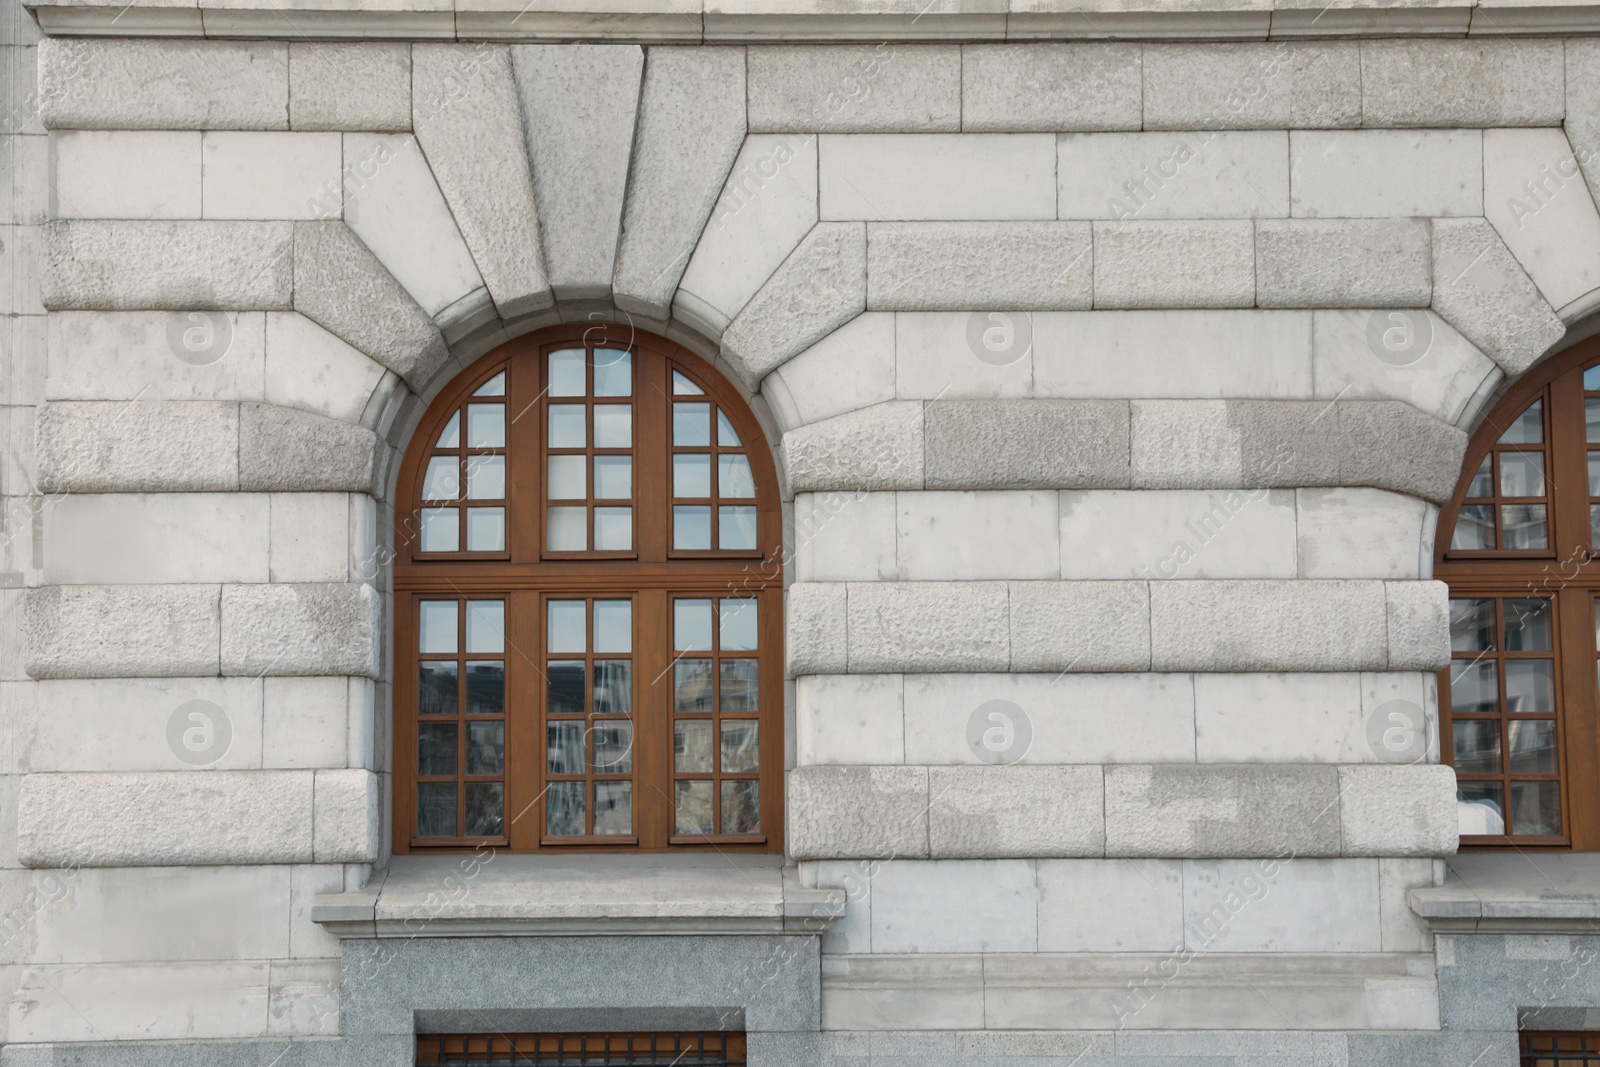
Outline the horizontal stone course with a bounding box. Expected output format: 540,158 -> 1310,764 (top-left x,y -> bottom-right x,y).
1091,220 -> 1255,309
961,43 -> 1142,132
37,39 -> 289,131
1256,219 -> 1432,308
866,222 -> 1092,311
928,766 -> 1105,857
748,44 -> 958,132
288,42 -> 410,132
923,400 -> 1130,490
220,583 -> 382,678
1141,42 -> 1361,130
1360,39 -> 1565,127
1430,217 -> 1566,375
42,221 -> 294,312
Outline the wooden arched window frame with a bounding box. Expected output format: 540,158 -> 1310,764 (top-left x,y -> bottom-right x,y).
391,324 -> 784,854
1437,338 -> 1600,850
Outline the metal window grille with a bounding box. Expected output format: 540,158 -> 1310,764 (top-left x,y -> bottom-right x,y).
416,1033 -> 747,1067
1523,1031 -> 1600,1065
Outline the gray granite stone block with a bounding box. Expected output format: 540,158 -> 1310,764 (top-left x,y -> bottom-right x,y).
1142,42 -> 1360,130
786,582 -> 848,676
961,43 -> 1142,132
1361,39 -> 1565,127
36,400 -> 239,493
787,765 -> 929,860
924,399 -> 1130,490
42,220 -> 294,312
239,403 -> 381,493
1092,220 -> 1254,309
846,580 -> 1009,672
1256,218 -> 1432,309
749,45 -> 958,132
23,584 -> 220,679
1431,217 -> 1566,375
220,583 -> 381,678
783,401 -> 926,494
866,222 -> 1092,311
928,765 -> 1105,857
1104,763 -> 1342,857
722,223 -> 868,384
37,38 -> 288,130
1339,764 -> 1458,857
289,43 -> 410,132
1149,579 -> 1389,672
1008,580 -> 1150,672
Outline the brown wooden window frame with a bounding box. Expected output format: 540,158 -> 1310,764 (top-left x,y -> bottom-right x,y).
1437,338 -> 1600,850
1522,1031 -> 1600,1065
392,324 -> 784,854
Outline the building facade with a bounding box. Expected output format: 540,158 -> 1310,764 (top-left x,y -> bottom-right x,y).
2,2 -> 1600,1063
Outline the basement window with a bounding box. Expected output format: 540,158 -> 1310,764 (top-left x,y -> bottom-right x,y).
416,1033 -> 746,1067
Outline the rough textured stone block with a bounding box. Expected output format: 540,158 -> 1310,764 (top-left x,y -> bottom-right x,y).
928,766 -> 1105,858
1104,764 -> 1342,858
782,401 -> 925,493
42,220 -> 294,312
1008,581 -> 1150,672
292,222 -> 449,389
1092,221 -> 1254,309
1142,42 -> 1360,130
36,401 -> 240,493
787,582 -> 848,676
1361,39 -> 1565,127
313,769 -> 379,863
1567,40 -> 1600,210
613,47 -> 746,318
1339,765 -> 1458,857
1149,579 -> 1388,672
865,222 -> 1092,311
1130,400 -> 1243,488
962,43 -> 1142,133
37,39 -> 288,131
221,583 -> 381,678
511,45 -> 642,302
412,45 -> 550,320
748,45 -> 958,132
924,400 -> 1130,490
1256,219 -> 1432,309
787,765 -> 929,860
721,223 -> 867,384
23,585 -> 220,680
16,771 -> 313,867
1386,580 -> 1451,671
1431,217 -> 1566,375
289,43 -> 410,133
239,404 -> 380,493
847,581 -> 1009,672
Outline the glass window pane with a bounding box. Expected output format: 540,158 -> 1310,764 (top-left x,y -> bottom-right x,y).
674,402 -> 711,447
1593,504 -> 1600,548
466,508 -> 505,552
466,721 -> 504,775
1508,719 -> 1557,775
466,601 -> 504,654
418,722 -> 457,776
465,782 -> 503,837
594,456 -> 632,499
721,780 -> 760,835
674,659 -> 714,714
548,600 -> 585,653
423,457 -> 460,500
674,505 -> 712,550
1450,599 -> 1495,652
1590,398 -> 1600,444
593,720 -> 633,773
466,456 -> 505,500
594,404 -> 631,448
474,371 -> 506,397
545,780 -> 585,836
1502,504 -> 1548,550
549,349 -> 586,397
417,783 -> 456,838
1505,660 -> 1555,714
420,508 -> 459,552
435,411 -> 460,450
593,350 -> 632,397
420,661 -> 458,716
467,403 -> 505,448
1498,452 -> 1545,498
1511,781 -> 1562,836
721,720 -> 759,774
1465,455 -> 1492,498
675,600 -> 713,652
675,720 -> 713,773
547,455 -> 586,500
719,455 -> 755,498
593,600 -> 631,654
1458,782 -> 1505,835
465,661 -> 503,715
1590,452 -> 1600,496
548,507 -> 586,551
720,598 -> 758,651
674,454 -> 711,498
1503,598 -> 1552,651
546,720 -> 584,774
549,404 -> 586,448
719,506 -> 758,550
1586,364 -> 1600,390
675,780 -> 713,835
717,410 -> 742,447
720,659 -> 759,714
547,661 -> 585,716
594,661 -> 632,716
594,507 -> 632,551
1450,504 -> 1496,551
1499,398 -> 1543,444
594,781 -> 633,835
1452,719 -> 1501,774
1450,660 -> 1498,715
672,370 -> 704,395
419,601 -> 457,653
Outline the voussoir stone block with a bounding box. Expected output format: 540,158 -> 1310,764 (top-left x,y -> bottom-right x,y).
289,43 -> 410,132
1385,580 -> 1451,671
1361,39 -> 1565,128
239,404 -> 381,493
313,769 -> 380,863
292,222 -> 449,389
847,581 -> 1010,673
1338,765 -> 1458,857
17,771 -> 313,867
928,766 -> 1105,858
24,585 -> 221,680
722,223 -> 868,385
961,43 -> 1142,133
1149,579 -> 1388,672
413,45 -> 551,320
1566,41 -> 1600,210
924,400 -> 1130,490
1104,764 -> 1342,858
1431,218 -> 1566,375
614,46 -> 746,319
1092,221 -> 1254,309
1141,42 -> 1360,130
787,582 -> 848,676
37,38 -> 289,131
865,222 -> 1092,311
36,401 -> 240,493
1256,219 -> 1432,309
221,583 -> 381,678
1008,581 -> 1150,672
782,401 -> 925,493
787,765 -> 929,860
42,221 -> 294,312
748,45 -> 958,132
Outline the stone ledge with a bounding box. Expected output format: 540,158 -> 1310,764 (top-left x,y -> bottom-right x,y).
1409,852 -> 1600,934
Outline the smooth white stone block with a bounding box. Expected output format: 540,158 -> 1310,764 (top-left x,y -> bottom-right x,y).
1182,858 -> 1381,953
1193,672 -> 1366,763
46,311 -> 267,403
868,860 -> 1038,953
1484,127 -> 1600,312
43,494 -> 269,585
819,134 -> 1057,221
52,131 -> 202,220
202,132 -> 342,221
768,313 -> 896,429
895,312 -> 1033,400
1295,488 -> 1426,581
29,678 -> 265,772
263,313 -> 389,425
1289,130 -> 1483,218
796,674 -> 905,766
793,490 -> 896,583
1310,309 -> 1500,426
1058,489 -> 1298,580
1037,859 -> 1184,952
1058,131 -> 1289,220
896,491 -> 1060,580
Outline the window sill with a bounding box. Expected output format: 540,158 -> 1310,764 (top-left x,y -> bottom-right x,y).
312,854 -> 845,938
1409,852 -> 1600,934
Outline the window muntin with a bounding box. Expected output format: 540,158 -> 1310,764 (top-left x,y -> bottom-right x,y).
415,599 -> 508,841
1448,398 -> 1551,553
1522,1032 -> 1600,1066
418,371 -> 508,556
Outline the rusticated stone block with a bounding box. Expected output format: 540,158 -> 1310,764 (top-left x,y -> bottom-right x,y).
866,222 -> 1092,311
1339,765 -> 1458,857
1361,39 -> 1564,128
787,765 -> 929,860
1142,42 -> 1361,130
1566,40 -> 1600,210
787,582 -> 848,676
962,43 -> 1142,133
239,404 -> 381,493
1104,764 -> 1342,858
925,399 -> 1130,490
846,581 -> 1010,673
1431,218 -> 1566,375
1256,219 -> 1432,309
36,400 -> 239,493
23,585 -> 220,680
313,769 -> 380,863
722,223 -> 867,384
928,766 -> 1105,858
1149,579 -> 1388,672
42,220 -> 294,312
1008,581 -> 1150,672
289,43 -> 410,132
782,401 -> 925,493
748,45 -> 959,132
37,38 -> 288,131
1092,220 -> 1254,309
220,583 -> 381,678
1386,580 -> 1451,671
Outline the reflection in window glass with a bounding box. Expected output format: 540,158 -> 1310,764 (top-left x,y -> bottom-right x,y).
717,410 -> 741,447
466,662 -> 503,715
721,781 -> 759,834
675,721 -> 713,774
419,601 -> 457,653
466,508 -> 505,552
1465,455 -> 1492,498
594,781 -> 632,834
549,350 -> 586,397
1450,599 -> 1495,652
1450,505 -> 1495,550
466,783 -> 503,837
593,350 -> 632,398
549,404 -> 585,448
1450,660 -> 1498,715
1501,504 -> 1548,550
721,720 -> 759,774
1508,720 -> 1556,775
420,508 -> 459,553
545,781 -> 585,836
1499,399 -> 1543,444
1511,781 -> 1561,836
1458,782 -> 1505,835
675,780 -> 713,835
1452,719 -> 1501,774
1505,660 -> 1555,714
547,664 -> 585,717
420,662 -> 457,715
719,506 -> 758,551
675,600 -> 713,652
1589,397 -> 1600,443
719,455 -> 755,498
418,783 -> 456,838
1503,598 -> 1552,651
1498,453 -> 1545,498
465,601 -> 505,654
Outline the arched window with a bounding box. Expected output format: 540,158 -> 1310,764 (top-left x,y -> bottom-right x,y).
1437,341 -> 1600,849
391,325 -> 783,853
